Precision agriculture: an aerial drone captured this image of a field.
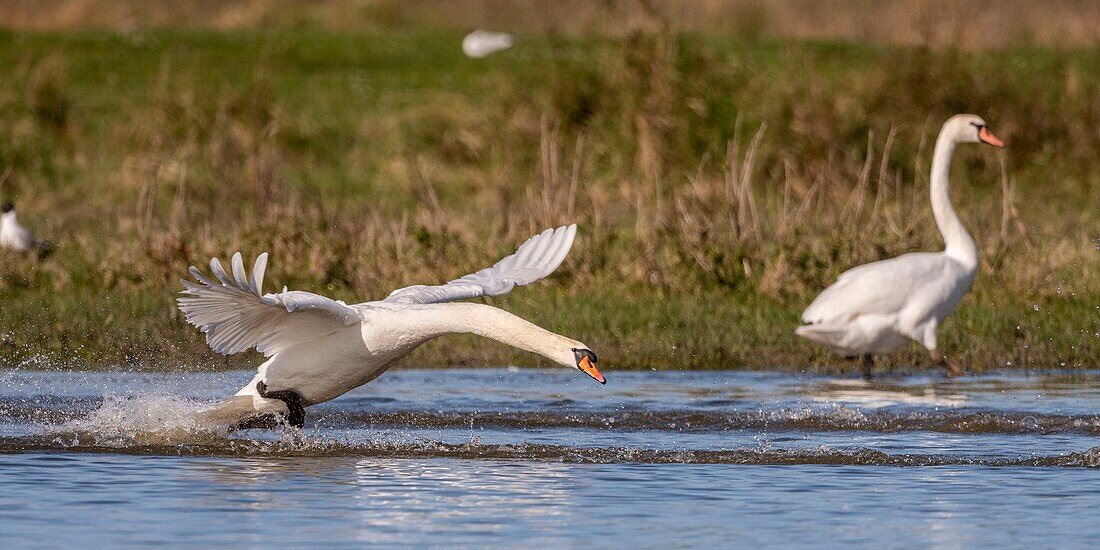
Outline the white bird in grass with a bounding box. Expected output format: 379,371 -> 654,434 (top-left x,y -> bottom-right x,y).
462,30 -> 514,58
180,225 -> 604,429
0,202 -> 53,260
795,114 -> 1005,377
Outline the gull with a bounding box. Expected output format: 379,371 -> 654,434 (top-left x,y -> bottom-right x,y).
462,30 -> 514,58
0,202 -> 53,260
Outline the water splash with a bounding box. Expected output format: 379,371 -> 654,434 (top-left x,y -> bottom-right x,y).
51,393 -> 230,445
2,369 -> 1098,469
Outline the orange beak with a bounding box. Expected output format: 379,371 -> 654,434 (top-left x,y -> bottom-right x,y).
979,127 -> 1004,148
578,354 -> 605,385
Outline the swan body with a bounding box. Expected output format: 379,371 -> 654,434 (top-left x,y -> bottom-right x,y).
796,115 -> 1004,374
0,202 -> 52,259
462,30 -> 514,58
180,225 -> 604,428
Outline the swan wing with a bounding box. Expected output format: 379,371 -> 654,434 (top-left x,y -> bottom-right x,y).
179,252 -> 361,357
383,224 -> 577,305
801,253 -> 957,324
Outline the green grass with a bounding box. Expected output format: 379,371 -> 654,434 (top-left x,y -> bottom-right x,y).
0,27 -> 1096,373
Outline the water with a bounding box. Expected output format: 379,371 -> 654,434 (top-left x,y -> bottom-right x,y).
1,368 -> 1098,547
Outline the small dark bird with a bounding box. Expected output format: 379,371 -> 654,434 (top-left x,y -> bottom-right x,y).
1,202 -> 54,260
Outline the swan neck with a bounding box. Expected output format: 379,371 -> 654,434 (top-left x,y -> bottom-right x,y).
930,134 -> 978,267
411,303 -> 578,365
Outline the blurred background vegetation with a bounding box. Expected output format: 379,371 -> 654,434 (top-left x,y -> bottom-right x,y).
0,0 -> 1096,372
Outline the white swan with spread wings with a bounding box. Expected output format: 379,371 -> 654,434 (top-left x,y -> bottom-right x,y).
180,225 -> 603,428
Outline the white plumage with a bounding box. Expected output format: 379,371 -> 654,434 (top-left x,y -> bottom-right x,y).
0,202 -> 52,259
385,225 -> 576,304
796,115 -> 1005,375
179,224 -> 604,428
179,253 -> 360,357
462,30 -> 514,58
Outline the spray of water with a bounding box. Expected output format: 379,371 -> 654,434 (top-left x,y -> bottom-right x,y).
52,393 -> 231,445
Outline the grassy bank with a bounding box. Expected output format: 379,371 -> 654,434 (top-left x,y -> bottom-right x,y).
0,27 -> 1096,372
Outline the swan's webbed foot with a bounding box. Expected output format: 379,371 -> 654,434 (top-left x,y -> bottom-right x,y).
930,350 -> 963,377
256,381 -> 306,428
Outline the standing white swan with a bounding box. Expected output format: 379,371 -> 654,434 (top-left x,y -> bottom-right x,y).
180,225 -> 603,428
796,115 -> 1004,377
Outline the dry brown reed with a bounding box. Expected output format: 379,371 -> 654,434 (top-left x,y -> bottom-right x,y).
0,15 -> 1094,370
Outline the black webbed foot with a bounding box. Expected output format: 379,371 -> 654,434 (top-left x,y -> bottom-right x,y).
256,381 -> 306,428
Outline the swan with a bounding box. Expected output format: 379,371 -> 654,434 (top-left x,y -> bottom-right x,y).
0,202 -> 52,260
179,225 -> 604,428
795,114 -> 1004,377
462,30 -> 514,58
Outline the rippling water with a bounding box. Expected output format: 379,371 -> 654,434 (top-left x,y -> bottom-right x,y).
1,368 -> 1098,546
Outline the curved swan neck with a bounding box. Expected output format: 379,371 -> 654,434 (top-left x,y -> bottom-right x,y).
930,132 -> 978,268
406,303 -> 580,365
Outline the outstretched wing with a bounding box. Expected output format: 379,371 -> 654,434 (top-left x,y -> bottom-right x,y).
179,252 -> 361,357
383,224 -> 577,305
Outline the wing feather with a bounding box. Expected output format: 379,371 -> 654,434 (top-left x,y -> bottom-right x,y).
178,252 -> 361,357
383,224 -> 577,305
800,253 -> 959,324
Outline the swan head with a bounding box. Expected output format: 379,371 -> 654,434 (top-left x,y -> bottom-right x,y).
945,114 -> 1004,148
571,347 -> 605,384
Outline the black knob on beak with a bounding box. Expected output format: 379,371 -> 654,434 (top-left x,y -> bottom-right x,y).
573,348 -> 598,365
